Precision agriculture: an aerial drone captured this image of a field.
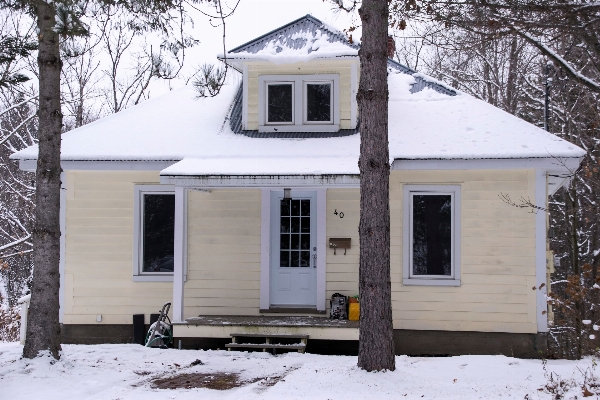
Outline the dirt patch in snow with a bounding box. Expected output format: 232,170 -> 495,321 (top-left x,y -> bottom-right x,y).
150,372 -> 248,390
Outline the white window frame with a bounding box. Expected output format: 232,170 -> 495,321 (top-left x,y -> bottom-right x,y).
258,74 -> 340,133
133,184 -> 175,282
402,185 -> 461,286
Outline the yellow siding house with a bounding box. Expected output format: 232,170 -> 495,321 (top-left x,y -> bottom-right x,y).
12,15 -> 585,356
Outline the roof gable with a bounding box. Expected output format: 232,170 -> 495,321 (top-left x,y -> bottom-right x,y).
228,14 -> 357,56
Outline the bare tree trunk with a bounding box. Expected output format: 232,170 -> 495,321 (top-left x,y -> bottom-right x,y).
23,0 -> 62,360
357,0 -> 395,372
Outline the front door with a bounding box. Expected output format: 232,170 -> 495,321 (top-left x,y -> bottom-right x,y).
270,191 -> 317,307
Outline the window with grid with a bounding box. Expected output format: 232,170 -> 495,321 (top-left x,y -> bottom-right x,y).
279,199 -> 311,268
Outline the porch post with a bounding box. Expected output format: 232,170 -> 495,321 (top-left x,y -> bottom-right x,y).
172,186 -> 187,323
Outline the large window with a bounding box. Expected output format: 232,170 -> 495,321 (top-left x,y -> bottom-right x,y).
403,185 -> 461,286
133,185 -> 175,281
258,74 -> 339,133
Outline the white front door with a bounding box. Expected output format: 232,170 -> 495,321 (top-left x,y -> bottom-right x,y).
270,191 -> 317,307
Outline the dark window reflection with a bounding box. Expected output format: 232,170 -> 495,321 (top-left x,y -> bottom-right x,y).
306,83 -> 331,122
412,194 -> 452,276
142,194 -> 175,272
268,84 -> 293,123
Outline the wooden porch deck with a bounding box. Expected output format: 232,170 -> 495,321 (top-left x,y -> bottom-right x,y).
173,316 -> 359,341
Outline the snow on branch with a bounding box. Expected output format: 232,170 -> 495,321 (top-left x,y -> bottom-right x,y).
0,113 -> 36,146
0,96 -> 36,118
0,234 -> 32,252
509,25 -> 600,93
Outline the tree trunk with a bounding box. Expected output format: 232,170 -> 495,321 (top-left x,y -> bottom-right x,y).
23,0 -> 63,360
357,0 -> 395,372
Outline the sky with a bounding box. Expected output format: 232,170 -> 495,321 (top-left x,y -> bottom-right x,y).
153,0 -> 358,95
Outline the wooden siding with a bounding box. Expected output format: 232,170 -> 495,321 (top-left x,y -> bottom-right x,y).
325,189 -> 360,303
63,171 -> 172,325
394,170 -> 537,333
184,189 -> 262,317
326,170 -> 538,334
246,60 -> 356,130
65,169 -> 538,334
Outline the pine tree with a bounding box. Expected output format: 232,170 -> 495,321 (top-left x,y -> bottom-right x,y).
357,0 -> 395,371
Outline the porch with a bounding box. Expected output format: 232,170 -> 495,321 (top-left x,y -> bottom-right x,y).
172,315 -> 359,341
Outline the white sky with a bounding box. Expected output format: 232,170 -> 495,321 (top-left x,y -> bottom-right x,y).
153,0 -> 358,95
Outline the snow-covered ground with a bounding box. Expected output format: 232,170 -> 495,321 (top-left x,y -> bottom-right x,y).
0,342 -> 597,399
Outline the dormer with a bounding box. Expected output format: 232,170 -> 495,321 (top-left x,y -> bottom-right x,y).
220,15 -> 360,134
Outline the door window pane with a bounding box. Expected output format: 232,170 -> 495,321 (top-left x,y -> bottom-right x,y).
280,198 -> 311,268
300,251 -> 310,267
412,194 -> 452,276
267,84 -> 293,123
280,251 -> 290,267
142,194 -> 175,272
291,217 -> 300,233
291,251 -> 299,267
300,234 -> 310,250
306,83 -> 331,122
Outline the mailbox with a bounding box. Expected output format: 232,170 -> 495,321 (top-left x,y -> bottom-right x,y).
329,238 -> 351,255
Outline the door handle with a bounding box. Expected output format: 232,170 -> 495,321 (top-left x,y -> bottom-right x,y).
313,253 -> 317,268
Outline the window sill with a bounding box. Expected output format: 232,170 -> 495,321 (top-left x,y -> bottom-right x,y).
133,275 -> 173,282
259,124 -> 339,133
403,278 -> 461,287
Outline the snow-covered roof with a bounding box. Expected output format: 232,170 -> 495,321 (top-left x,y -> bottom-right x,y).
222,14 -> 358,64
12,72 -> 584,171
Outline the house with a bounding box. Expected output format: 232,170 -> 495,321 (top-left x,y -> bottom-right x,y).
12,15 -> 585,357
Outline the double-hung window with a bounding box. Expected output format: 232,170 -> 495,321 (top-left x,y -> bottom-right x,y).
133,185 -> 175,281
259,74 -> 340,133
403,185 -> 461,286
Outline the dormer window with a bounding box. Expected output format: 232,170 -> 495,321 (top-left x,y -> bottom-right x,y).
259,74 -> 340,133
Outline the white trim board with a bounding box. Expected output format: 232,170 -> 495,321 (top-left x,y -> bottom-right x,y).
316,188 -> 327,311
132,184 -> 176,282
59,172 -> 66,323
392,157 -> 581,171
402,184 -> 462,287
18,159 -> 178,172
160,175 -> 360,188
172,187 -> 188,323
535,170 -> 549,333
260,189 -> 271,310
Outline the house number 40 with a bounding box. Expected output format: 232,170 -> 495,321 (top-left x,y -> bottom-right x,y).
334,209 -> 344,218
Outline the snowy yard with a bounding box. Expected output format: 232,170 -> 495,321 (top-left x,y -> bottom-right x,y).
0,343 -> 598,399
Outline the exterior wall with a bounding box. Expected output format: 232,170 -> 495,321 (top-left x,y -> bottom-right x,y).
65,168 -> 538,335
326,170 -> 538,334
63,170 -> 172,325
184,189 -> 262,317
245,59 -> 357,130
325,189 -> 360,308
391,170 -> 537,334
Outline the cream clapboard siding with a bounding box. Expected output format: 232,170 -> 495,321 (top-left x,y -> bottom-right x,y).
63,171 -> 172,325
391,169 -> 537,334
326,170 -> 538,334
246,60 -> 357,130
185,189 -> 262,317
325,189 -> 360,303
